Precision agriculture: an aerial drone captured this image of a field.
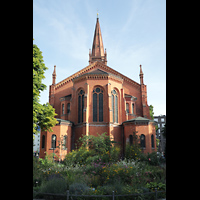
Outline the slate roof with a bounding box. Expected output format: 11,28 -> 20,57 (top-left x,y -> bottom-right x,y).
55,118 -> 73,125
85,69 -> 109,75
123,116 -> 150,124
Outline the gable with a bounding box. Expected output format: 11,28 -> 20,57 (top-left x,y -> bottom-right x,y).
55,61 -> 140,89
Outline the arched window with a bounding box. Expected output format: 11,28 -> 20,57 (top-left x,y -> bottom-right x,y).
63,135 -> 67,150
93,87 -> 103,122
42,135 -> 45,149
111,90 -> 118,123
78,89 -> 85,123
132,103 -> 134,114
140,134 -> 146,148
67,103 -> 70,114
51,134 -> 56,149
62,103 -> 65,114
126,103 -> 129,113
151,134 -> 154,148
129,135 -> 133,145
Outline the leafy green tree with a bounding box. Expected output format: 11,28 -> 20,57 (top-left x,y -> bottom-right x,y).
149,105 -> 158,132
79,133 -> 116,155
33,41 -> 57,134
64,133 -> 118,165
149,105 -> 154,120
125,131 -> 142,160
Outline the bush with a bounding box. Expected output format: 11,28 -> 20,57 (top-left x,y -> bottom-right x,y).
39,176 -> 68,194
146,182 -> 166,191
64,132 -> 119,166
69,182 -> 89,195
64,147 -> 93,166
110,145 -> 121,162
124,132 -> 142,160
125,144 -> 141,160
33,156 -> 43,187
138,152 -> 161,166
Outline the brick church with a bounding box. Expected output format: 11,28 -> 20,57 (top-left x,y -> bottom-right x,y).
40,17 -> 156,161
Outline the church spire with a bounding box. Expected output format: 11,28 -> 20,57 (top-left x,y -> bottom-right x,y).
89,16 -> 107,65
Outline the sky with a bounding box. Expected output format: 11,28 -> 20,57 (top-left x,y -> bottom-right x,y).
33,0 -> 166,116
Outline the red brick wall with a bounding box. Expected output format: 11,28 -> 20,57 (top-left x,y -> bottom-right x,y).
123,122 -> 156,154
41,62 -> 154,160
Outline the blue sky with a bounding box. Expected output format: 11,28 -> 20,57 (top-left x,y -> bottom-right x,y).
33,0 -> 166,116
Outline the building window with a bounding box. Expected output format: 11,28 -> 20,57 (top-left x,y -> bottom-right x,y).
51,134 -> 56,149
132,103 -> 134,114
63,135 -> 67,150
126,103 -> 129,114
161,118 -> 164,122
93,87 -> 103,122
111,90 -> 118,123
129,135 -> 133,145
140,134 -> 145,148
67,103 -> 70,114
78,89 -> 85,123
151,134 -> 154,148
62,104 -> 65,114
42,135 -> 45,149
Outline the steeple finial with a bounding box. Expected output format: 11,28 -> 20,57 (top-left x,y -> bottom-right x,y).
52,65 -> 56,85
97,9 -> 99,18
140,64 -> 143,75
139,65 -> 144,85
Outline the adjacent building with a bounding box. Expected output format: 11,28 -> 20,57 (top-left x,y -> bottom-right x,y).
33,129 -> 40,156
154,115 -> 166,154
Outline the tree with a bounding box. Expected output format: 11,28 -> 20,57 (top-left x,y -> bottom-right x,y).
125,131 -> 142,160
79,133 -> 116,155
149,105 -> 154,120
33,41 -> 57,134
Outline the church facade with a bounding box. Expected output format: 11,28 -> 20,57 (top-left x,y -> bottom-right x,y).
40,17 -> 156,161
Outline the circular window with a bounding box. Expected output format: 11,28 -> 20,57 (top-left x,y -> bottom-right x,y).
96,88 -> 100,93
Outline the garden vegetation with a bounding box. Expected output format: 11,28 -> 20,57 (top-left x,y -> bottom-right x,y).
33,132 -> 166,199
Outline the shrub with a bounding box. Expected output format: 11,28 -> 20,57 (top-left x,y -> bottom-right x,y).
110,145 -> 121,162
64,132 -> 118,166
146,182 -> 166,191
69,182 -> 89,195
79,133 -> 115,154
33,156 -> 43,187
139,152 -> 161,166
64,147 -> 92,166
124,132 -> 142,160
39,177 -> 68,194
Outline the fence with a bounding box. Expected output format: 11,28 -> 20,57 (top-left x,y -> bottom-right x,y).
38,188 -> 166,200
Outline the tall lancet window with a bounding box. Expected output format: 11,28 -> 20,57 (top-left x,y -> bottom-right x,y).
111,89 -> 118,123
93,87 -> 103,122
78,89 -> 85,123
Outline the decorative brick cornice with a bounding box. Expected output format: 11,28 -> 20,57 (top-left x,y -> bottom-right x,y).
55,61 -> 141,90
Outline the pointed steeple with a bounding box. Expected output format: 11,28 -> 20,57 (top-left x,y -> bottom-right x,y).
89,17 -> 107,65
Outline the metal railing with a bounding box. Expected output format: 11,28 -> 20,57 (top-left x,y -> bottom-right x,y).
38,188 -> 166,200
